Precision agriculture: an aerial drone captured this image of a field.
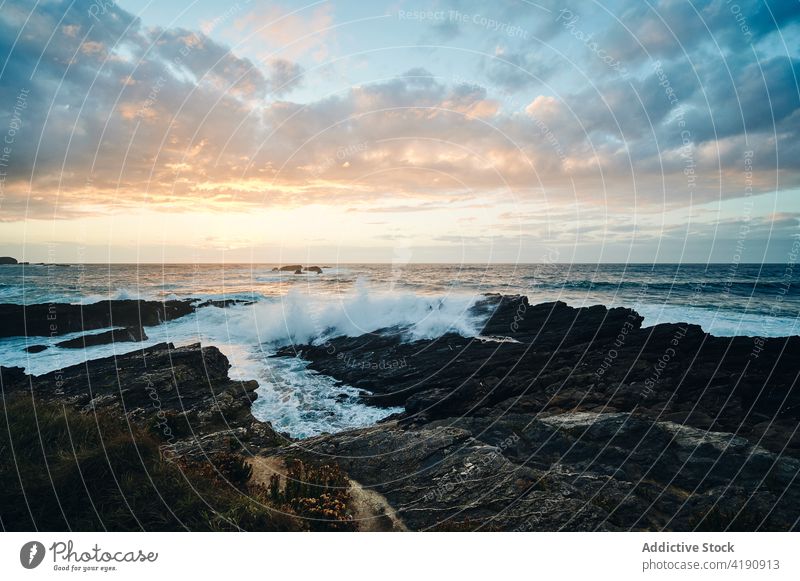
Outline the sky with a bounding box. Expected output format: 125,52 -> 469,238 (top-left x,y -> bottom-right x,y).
0,0 -> 798,263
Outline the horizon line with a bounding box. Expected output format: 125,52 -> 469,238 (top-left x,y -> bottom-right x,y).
3,261 -> 793,266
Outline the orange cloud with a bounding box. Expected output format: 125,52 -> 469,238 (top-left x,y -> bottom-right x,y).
80,40 -> 105,55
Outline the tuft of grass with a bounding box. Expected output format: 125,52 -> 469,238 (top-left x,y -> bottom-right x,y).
261,459 -> 356,531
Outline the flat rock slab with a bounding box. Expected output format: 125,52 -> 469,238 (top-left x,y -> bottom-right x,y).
0,299 -> 195,337
55,326 -> 148,348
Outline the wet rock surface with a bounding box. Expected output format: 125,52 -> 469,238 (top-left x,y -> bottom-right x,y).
0,297 -> 249,340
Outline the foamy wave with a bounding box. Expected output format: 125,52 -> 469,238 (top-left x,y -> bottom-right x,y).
250,356 -> 402,438
196,279 -> 483,347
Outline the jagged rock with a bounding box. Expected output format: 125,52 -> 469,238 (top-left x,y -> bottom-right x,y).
265,297 -> 800,530
277,299 -> 800,457
0,366 -> 26,387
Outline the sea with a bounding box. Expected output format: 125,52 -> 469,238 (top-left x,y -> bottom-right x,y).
1,263 -> 798,437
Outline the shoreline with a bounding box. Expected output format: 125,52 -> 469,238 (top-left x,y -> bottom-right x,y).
2,294 -> 799,530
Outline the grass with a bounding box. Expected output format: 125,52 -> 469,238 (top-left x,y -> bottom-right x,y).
0,396 -> 353,531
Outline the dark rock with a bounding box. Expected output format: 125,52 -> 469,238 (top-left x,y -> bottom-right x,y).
265,296 -> 800,530
196,298 -> 253,309
55,325 -> 148,348
280,300 -> 800,456
24,344 -> 48,353
304,266 -> 323,274
293,269 -> 303,274
277,264 -> 303,272
0,366 -> 27,388
279,410 -> 800,531
3,342 -> 285,458
0,256 -> 18,265
477,295 -> 644,343
0,299 -> 195,338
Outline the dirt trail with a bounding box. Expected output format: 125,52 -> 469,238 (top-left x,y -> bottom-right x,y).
348,478 -> 407,532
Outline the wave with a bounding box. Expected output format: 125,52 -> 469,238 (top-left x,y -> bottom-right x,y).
250,356 -> 402,438
196,278 -> 484,347
0,282 -> 484,377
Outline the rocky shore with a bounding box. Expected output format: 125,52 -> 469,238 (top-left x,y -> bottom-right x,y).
0,298 -> 252,347
2,295 -> 799,531
0,299 -> 196,338
0,342 -> 282,457
275,295 -> 800,530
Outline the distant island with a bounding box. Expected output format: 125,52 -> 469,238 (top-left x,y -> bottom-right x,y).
0,257 -> 58,266
271,265 -> 324,274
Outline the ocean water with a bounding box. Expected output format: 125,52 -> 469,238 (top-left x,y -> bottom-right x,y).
1,263 -> 798,437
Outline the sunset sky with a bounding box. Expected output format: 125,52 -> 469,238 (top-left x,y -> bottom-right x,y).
0,0 -> 798,263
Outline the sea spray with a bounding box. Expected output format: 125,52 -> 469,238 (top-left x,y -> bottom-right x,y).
221,278 -> 484,346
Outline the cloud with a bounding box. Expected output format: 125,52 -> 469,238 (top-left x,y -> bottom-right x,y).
0,0 -> 308,220
265,58 -> 305,95
483,48 -> 556,91
0,0 -> 798,227
599,0 -> 800,66
231,2 -> 335,62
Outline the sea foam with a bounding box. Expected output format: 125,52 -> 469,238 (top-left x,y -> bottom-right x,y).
203,278 -> 483,347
